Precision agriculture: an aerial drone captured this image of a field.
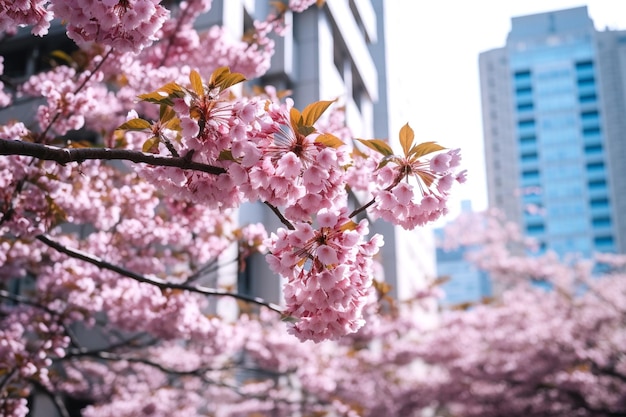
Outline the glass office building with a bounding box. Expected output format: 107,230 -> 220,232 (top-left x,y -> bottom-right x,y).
480,6 -> 626,258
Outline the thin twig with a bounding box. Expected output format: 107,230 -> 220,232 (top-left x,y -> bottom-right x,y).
263,201 -> 295,230
38,49 -> 114,142
35,234 -> 283,313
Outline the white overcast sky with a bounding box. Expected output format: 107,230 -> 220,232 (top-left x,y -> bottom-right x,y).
384,1 -> 626,222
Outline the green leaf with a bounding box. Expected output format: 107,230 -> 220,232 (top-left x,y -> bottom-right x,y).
356,138 -> 394,157
142,136 -> 160,153
315,133 -> 344,148
409,141 -> 446,159
302,100 -> 335,126
296,125 -> 316,137
218,149 -> 236,161
189,69 -> 204,96
281,314 -> 299,323
399,123 -> 414,157
117,118 -> 151,131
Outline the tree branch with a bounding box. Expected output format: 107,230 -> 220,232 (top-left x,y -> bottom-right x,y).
263,201 -> 295,230
35,234 -> 283,313
0,140 -> 226,175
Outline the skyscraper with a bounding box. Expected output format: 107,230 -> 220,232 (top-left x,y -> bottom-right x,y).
480,6 -> 626,259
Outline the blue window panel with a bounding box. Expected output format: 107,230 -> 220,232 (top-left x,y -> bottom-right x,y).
526,223 -> 545,235
588,179 -> 607,190
577,77 -> 595,87
592,217 -> 612,228
594,235 -> 615,250
586,162 -> 605,174
590,197 -> 610,209
575,60 -> 594,71
579,93 -> 597,103
521,152 -> 538,162
517,102 -> 534,111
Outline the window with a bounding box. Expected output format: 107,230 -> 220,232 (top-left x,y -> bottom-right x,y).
521,152 -> 538,162
586,162 -> 605,172
594,235 -> 614,247
579,93 -> 597,103
526,223 -> 545,234
575,60 -> 594,71
518,119 -> 535,128
590,197 -> 609,208
519,134 -> 537,144
588,179 -> 607,190
592,217 -> 611,228
584,144 -> 602,155
583,126 -> 601,135
517,102 -> 534,111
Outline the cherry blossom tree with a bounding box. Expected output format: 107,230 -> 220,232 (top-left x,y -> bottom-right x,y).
0,1 -> 465,416
416,210 -> 626,417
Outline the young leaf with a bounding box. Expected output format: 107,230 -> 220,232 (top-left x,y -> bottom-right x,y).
409,141 -> 446,159
296,125 -> 316,137
315,133 -> 344,149
142,136 -> 160,153
290,107 -> 303,128
117,118 -> 151,131
399,123 -> 414,157
302,100 -> 335,127
189,69 -> 204,96
340,221 -> 359,231
356,138 -> 394,157
208,66 -> 246,90
138,82 -> 185,105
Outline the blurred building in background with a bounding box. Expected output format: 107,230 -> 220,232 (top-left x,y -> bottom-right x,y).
435,200 -> 492,306
196,0 -> 438,302
479,6 -> 626,259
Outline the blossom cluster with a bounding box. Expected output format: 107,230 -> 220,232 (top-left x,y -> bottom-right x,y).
50,0 -> 169,54
266,209 -> 383,342
370,147 -> 466,229
0,0 -> 53,36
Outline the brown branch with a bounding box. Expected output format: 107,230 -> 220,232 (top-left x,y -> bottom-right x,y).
35,234 -> 283,313
38,49 -> 114,142
263,201 -> 295,230
0,140 -> 226,175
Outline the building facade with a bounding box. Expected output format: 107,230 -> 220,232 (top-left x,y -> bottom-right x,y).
480,6 -> 626,259
209,0 -> 436,302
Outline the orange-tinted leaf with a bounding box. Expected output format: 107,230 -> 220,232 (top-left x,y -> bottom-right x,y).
399,123 -> 414,157
302,99 -> 335,126
138,82 -> 185,105
315,133 -> 344,148
209,66 -> 246,90
409,141 -> 446,159
297,125 -> 316,137
316,0 -> 326,7
142,136 -> 160,153
290,107 -> 303,127
117,118 -> 151,131
159,104 -> 177,123
356,138 -> 394,157
49,50 -> 73,66
340,220 -> 359,231
271,1 -> 289,14
189,69 -> 204,96
417,171 -> 435,188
